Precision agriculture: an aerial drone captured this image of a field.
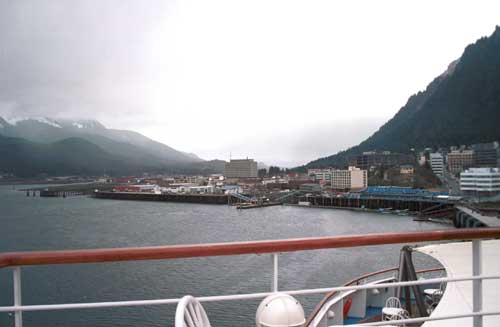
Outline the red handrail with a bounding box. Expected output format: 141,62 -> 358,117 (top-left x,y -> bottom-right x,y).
1,228 -> 499,269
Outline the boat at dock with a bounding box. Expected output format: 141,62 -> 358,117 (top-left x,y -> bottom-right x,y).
1,228 -> 499,326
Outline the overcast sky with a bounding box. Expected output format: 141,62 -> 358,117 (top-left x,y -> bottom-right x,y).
0,1 -> 499,166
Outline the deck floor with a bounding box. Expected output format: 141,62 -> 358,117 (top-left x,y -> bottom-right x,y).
345,304 -> 424,326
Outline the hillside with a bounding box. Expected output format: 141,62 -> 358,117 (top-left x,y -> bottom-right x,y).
0,134 -> 225,177
0,135 -> 149,177
0,135 -> 224,177
0,117 -> 201,165
0,117 -> 225,176
303,26 -> 500,169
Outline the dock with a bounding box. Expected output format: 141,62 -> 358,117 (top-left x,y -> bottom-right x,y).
93,191 -> 229,205
298,195 -> 454,214
26,182 -> 116,197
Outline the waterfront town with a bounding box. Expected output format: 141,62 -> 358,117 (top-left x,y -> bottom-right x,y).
10,141 -> 500,223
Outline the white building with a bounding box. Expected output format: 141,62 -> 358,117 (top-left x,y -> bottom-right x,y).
188,185 -> 216,194
430,153 -> 445,178
224,159 -> 258,178
331,166 -> 367,191
460,168 -> 500,196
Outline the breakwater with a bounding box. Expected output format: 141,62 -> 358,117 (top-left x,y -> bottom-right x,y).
93,191 -> 229,204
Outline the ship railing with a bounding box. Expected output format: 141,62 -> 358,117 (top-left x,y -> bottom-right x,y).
1,228 -> 500,327
305,266 -> 446,327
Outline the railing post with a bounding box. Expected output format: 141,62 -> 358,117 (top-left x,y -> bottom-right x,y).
472,240 -> 482,327
272,253 -> 278,292
13,267 -> 23,327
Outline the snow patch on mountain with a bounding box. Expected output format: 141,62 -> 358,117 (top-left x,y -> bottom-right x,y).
4,117 -> 25,125
59,118 -> 105,130
34,117 -> 62,128
5,117 -> 62,128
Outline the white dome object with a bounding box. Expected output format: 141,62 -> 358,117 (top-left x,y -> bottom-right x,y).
256,293 -> 306,327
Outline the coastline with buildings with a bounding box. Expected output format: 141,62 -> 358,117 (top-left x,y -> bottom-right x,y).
14,140 -> 500,221
17,140 -> 500,203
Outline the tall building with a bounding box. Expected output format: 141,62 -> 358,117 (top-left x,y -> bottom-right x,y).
471,142 -> 499,167
350,151 -> 414,170
224,159 -> 258,178
460,168 -> 500,196
429,153 -> 445,178
447,150 -> 474,175
331,166 -> 367,191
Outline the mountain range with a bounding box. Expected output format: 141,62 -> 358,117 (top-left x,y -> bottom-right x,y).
303,26 -> 500,169
0,117 -> 225,177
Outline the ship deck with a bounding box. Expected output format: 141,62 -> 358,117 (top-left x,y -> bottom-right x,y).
417,239 -> 500,326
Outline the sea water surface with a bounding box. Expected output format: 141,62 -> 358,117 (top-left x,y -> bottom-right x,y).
0,185 -> 447,327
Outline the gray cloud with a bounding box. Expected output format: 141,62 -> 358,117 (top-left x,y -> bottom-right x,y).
202,118 -> 387,167
0,1 -> 171,120
2,1 -> 497,165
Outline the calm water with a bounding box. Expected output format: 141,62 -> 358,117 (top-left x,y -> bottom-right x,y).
0,185 -> 447,327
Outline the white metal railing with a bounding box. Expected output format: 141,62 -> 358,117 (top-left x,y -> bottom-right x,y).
2,273 -> 500,312
1,240 -> 499,327
310,276 -> 397,327
310,268 -> 446,326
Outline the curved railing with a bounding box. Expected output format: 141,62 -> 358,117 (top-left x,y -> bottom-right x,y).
304,266 -> 445,327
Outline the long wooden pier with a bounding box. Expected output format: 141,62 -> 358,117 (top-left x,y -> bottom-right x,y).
300,195 -> 454,213
93,191 -> 229,204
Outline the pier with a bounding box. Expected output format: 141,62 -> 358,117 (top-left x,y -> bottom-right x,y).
455,206 -> 500,228
40,190 -> 86,197
297,194 -> 455,215
26,182 -> 116,198
93,191 -> 229,204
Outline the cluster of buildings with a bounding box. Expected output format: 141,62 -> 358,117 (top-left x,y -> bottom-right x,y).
109,159 -> 262,195
107,158 -> 371,197
427,142 -> 499,177
106,143 -> 500,200
111,175 -> 243,195
425,141 -> 500,197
